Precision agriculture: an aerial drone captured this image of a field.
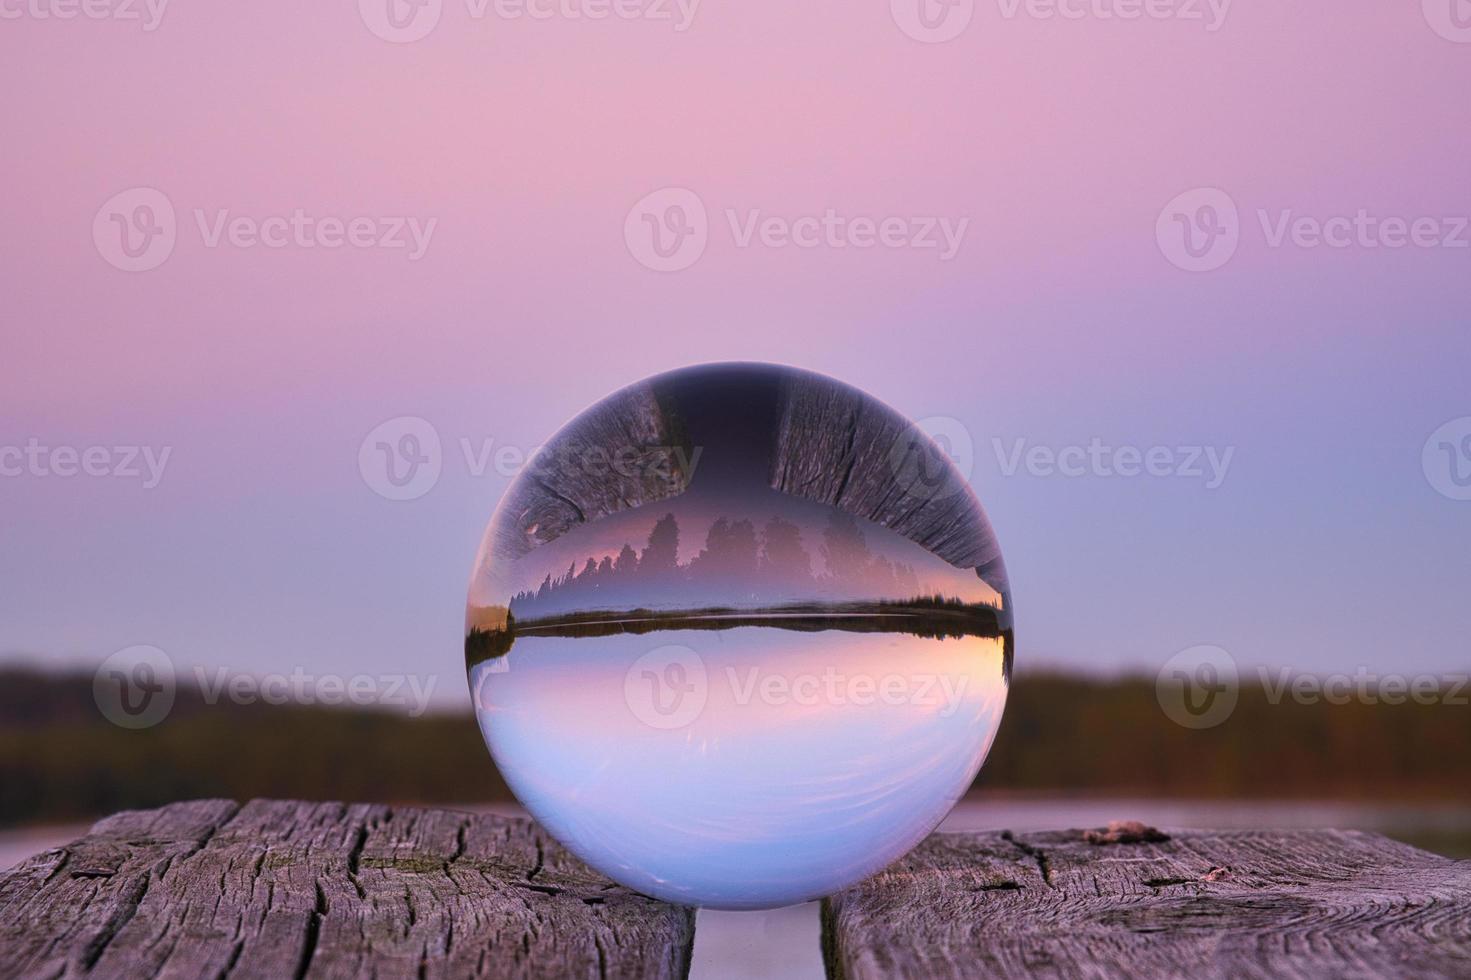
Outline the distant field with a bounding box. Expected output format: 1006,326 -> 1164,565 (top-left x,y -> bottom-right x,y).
1,668 -> 1466,828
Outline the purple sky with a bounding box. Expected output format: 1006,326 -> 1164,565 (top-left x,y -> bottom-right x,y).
2,1 -> 1469,705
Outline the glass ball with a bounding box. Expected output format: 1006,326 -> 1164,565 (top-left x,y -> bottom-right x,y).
466,363 -> 1012,910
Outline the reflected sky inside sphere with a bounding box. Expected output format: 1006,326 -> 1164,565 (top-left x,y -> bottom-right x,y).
466,362 -> 1013,908
471,628 -> 1006,909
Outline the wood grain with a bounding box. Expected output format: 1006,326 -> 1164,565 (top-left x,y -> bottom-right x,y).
488,381 -> 692,563
0,799 -> 695,980
822,824 -> 1471,979
770,373 -> 1008,592
10,804 -> 1464,979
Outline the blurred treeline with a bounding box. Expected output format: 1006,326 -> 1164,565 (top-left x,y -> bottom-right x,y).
0,669 -> 509,827
977,671 -> 1469,800
1,667 -> 1466,827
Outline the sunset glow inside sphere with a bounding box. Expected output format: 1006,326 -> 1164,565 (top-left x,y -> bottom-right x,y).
465,363 -> 1013,909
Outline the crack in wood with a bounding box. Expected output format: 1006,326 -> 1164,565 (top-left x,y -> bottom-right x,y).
292,880 -> 327,980
1000,830 -> 1054,888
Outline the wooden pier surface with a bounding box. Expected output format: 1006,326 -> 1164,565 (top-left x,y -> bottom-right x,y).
2,803 -> 1467,979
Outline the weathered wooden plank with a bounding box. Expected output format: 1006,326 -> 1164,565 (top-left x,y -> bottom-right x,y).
770,372 -> 1008,591
0,799 -> 695,980
822,822 -> 1471,980
480,364 -> 1010,597
0,798 -> 238,980
489,379 -> 692,562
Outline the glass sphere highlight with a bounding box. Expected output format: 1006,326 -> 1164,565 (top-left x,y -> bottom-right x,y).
466,363 -> 1012,909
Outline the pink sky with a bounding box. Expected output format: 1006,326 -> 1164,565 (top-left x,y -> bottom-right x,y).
2,1 -> 1468,694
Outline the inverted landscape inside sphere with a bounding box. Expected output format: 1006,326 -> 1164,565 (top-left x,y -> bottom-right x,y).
464,363 -> 1014,908
466,363 -> 1011,673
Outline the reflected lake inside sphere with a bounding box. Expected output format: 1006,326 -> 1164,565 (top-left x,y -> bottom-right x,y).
466,363 -> 1012,909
